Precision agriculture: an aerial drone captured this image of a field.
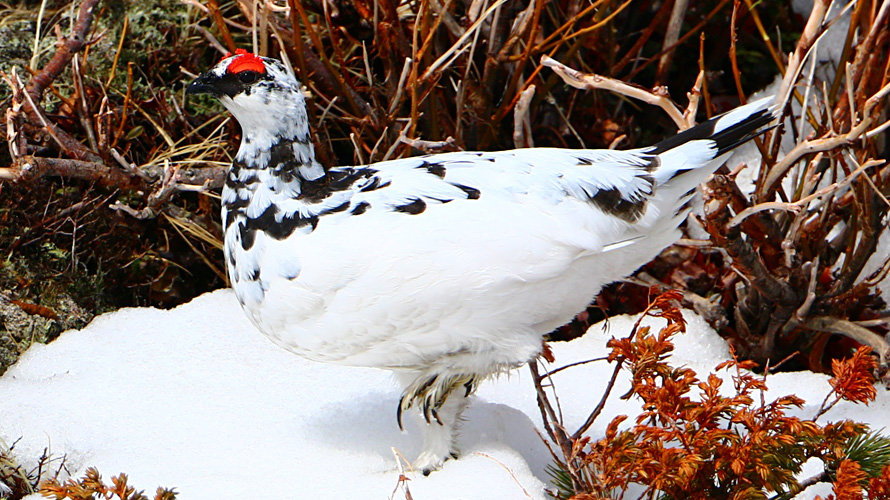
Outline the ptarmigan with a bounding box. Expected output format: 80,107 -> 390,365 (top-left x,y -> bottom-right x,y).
188,49 -> 777,474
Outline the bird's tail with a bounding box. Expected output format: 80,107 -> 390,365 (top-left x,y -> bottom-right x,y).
648,96 -> 779,188
633,96 -> 779,238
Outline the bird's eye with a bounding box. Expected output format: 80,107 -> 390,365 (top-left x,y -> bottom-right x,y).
238,71 -> 260,84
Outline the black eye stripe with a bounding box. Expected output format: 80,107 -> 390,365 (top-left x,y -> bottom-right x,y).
208,71 -> 270,98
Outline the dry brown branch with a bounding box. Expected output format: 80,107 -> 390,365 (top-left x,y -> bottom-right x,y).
109,159 -> 221,220
388,58 -> 412,116
194,25 -> 229,55
428,0 -> 463,39
794,257 -> 820,324
530,0 -> 605,54
742,0 -> 786,72
611,0 -> 678,75
728,0 -> 746,103
71,55 -> 98,153
26,0 -> 98,102
110,149 -> 152,182
541,55 -> 688,130
683,70 -> 705,129
528,360 -> 581,491
398,132 -> 456,152
4,69 -> 27,159
21,0 -> 102,163
704,178 -> 799,358
19,77 -> 67,151
760,82 -> 890,198
421,0 -> 509,80
562,0 -> 634,43
656,0 -> 690,84
807,316 -> 890,364
0,156 -> 136,188
730,159 -> 884,228
625,0 -> 732,80
206,0 -> 236,52
286,0 -> 373,119
776,0 -> 829,108
512,85 -> 535,149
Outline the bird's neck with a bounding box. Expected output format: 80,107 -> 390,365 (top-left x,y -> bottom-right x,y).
238,131 -> 324,180
232,90 -> 325,178
221,101 -> 330,228
224,92 -> 328,195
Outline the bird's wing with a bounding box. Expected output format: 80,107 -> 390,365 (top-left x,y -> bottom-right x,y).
324,147 -> 659,225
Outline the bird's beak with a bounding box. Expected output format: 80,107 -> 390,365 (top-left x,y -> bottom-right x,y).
187,72 -> 219,96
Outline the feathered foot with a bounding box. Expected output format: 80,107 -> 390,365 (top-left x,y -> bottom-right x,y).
396,371 -> 480,475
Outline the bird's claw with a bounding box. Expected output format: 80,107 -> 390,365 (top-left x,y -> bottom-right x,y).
397,372 -> 479,430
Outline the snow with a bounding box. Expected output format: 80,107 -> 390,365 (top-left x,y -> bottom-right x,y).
2,289 -> 889,499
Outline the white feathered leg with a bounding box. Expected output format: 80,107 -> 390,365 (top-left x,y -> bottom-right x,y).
395,370 -> 477,475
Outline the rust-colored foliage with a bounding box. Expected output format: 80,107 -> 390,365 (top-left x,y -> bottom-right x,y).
830,346 -> 879,406
868,465 -> 890,499
39,467 -> 176,500
536,291 -> 888,499
829,459 -> 867,500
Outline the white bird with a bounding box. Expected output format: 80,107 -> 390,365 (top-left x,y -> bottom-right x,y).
187,49 -> 777,474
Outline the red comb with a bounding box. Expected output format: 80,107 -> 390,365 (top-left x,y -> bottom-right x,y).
223,49 -> 266,74
220,48 -> 245,63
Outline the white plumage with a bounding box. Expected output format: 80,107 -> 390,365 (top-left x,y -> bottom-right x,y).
188,49 -> 777,474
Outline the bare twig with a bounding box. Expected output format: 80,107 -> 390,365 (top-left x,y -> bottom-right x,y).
21,0 -> 103,163
729,0 -> 746,103
760,82 -> 890,198
389,58 -> 412,116
205,0 -> 236,52
541,357 -> 609,379
729,158 -> 882,228
399,134 -> 457,152
529,360 -> 583,492
776,0 -> 828,107
422,0 -> 509,80
72,55 -> 98,152
572,342 -> 630,439
742,0 -> 786,72
396,117 -> 458,152
655,0 -> 690,84
471,452 -> 535,500
683,70 -> 705,128
389,448 -> 414,500
512,85 -> 535,149
0,155 -> 136,188
793,257 -> 820,324
542,55 -> 687,130
806,316 -> 890,366
3,69 -> 27,159
110,149 -> 153,182
194,25 -> 229,55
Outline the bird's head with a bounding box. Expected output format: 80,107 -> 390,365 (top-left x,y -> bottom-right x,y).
188,49 -> 312,150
